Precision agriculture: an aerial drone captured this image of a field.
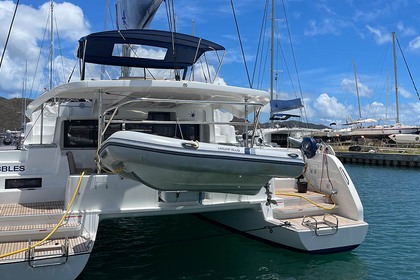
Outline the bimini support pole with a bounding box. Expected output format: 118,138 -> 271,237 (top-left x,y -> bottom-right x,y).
96,90 -> 104,173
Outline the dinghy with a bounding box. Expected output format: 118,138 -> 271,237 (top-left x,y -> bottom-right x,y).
99,131 -> 305,195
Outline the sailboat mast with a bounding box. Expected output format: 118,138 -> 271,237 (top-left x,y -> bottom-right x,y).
270,0 -> 275,122
352,59 -> 362,120
392,31 -> 400,124
49,0 -> 54,90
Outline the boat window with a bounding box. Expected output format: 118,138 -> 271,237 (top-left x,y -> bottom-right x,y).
5,178 -> 42,189
125,123 -> 199,140
64,120 -> 97,148
63,120 -> 121,148
125,111 -> 199,140
113,44 -> 167,60
271,134 -> 289,147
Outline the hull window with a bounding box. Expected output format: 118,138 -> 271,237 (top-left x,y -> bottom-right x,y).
5,178 -> 42,189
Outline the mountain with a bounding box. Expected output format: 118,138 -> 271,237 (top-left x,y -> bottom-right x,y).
231,116 -> 329,130
259,120 -> 329,130
0,98 -> 330,133
0,97 -> 28,132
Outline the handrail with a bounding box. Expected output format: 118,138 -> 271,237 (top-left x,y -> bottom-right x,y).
0,171 -> 85,259
102,96 -> 265,117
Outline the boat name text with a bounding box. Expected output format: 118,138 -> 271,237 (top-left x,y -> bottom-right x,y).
217,146 -> 241,153
1,165 -> 25,172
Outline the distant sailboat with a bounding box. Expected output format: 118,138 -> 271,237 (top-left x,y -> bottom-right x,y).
345,32 -> 418,139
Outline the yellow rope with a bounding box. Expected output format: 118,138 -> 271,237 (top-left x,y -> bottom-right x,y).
276,191 -> 336,210
0,171 -> 85,259
276,174 -> 337,211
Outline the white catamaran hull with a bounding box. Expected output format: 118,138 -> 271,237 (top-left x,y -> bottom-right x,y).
99,131 -> 305,195
389,133 -> 420,144
0,254 -> 91,280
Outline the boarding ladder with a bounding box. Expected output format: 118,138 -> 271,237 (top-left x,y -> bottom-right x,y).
301,213 -> 339,236
26,236 -> 70,268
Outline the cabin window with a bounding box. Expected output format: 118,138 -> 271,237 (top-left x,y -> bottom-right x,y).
125,123 -> 199,140
5,178 -> 42,189
63,120 -> 121,148
125,112 -> 200,140
271,134 -> 289,147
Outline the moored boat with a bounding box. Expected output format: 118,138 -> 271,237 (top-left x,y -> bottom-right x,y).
0,1 -> 368,279
389,132 -> 420,144
99,131 -> 305,194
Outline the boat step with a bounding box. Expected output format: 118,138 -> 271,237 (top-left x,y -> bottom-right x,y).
273,202 -> 335,219
275,189 -> 328,207
0,222 -> 82,243
267,214 -> 364,233
0,201 -> 64,217
0,201 -> 83,242
0,236 -> 92,262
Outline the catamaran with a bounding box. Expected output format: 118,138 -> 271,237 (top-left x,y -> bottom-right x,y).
0,1 -> 368,279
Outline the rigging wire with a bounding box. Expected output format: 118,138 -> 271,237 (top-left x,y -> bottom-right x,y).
281,0 -> 308,125
230,0 -> 252,88
29,15 -> 50,100
253,0 -> 269,90
395,36 -> 420,102
54,15 -> 66,85
0,0 -> 20,70
164,0 -> 181,80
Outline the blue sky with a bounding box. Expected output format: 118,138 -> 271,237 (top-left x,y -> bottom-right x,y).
0,0 -> 420,126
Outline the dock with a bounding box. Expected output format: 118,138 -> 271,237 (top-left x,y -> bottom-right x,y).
335,151 -> 420,168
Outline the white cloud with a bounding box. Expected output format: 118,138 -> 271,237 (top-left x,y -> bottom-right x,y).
396,21 -> 416,37
408,36 -> 420,51
366,25 -> 392,44
398,87 -> 412,99
0,1 -> 90,98
313,93 -> 350,119
304,18 -> 340,36
341,78 -> 371,97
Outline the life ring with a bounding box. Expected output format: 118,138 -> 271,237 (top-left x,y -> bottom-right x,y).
301,137 -> 317,158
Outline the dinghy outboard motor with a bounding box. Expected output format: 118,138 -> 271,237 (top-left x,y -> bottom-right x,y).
301,137 -> 317,158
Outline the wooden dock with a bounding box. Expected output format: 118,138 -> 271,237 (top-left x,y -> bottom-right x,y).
335,151 -> 420,168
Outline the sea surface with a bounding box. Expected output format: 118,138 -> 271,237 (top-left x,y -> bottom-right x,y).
77,164 -> 420,280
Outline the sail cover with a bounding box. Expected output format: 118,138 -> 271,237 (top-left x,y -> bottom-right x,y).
270,98 -> 303,112
116,0 -> 163,29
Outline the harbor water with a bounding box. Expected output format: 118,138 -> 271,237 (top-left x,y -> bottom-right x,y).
78,164 -> 420,280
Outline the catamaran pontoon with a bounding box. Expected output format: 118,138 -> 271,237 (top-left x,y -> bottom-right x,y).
0,27 -> 367,280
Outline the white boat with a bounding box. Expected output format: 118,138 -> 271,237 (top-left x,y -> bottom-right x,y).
340,33 -> 419,140
389,133 -> 420,144
99,131 -> 305,195
0,2 -> 367,279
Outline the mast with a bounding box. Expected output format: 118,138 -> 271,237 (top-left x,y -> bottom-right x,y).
49,0 -> 54,90
352,59 -> 362,120
392,31 -> 400,124
270,0 -> 275,122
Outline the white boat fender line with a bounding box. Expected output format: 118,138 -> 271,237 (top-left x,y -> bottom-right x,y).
182,140 -> 200,149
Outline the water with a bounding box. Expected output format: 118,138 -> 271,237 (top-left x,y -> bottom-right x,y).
78,165 -> 420,280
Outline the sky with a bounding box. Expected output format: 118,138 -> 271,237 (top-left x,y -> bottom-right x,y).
0,0 -> 420,127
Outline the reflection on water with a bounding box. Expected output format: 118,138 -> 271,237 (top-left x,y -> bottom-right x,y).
78,214 -> 367,280
79,164 -> 420,280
